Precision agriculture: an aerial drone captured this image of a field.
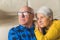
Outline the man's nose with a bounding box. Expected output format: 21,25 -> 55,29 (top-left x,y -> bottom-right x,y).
21,14 -> 25,18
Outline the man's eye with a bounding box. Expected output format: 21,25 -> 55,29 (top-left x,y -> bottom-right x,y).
18,13 -> 22,15
23,12 -> 29,15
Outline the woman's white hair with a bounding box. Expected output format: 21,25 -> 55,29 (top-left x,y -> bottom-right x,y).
37,6 -> 53,20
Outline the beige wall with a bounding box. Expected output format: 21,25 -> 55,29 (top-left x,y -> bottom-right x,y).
0,0 -> 60,40
0,0 -> 60,19
0,16 -> 18,40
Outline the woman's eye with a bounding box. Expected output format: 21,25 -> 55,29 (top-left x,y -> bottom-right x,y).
41,16 -> 44,18
41,16 -> 45,19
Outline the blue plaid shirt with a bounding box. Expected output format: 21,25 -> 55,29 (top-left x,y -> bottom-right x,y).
8,24 -> 36,40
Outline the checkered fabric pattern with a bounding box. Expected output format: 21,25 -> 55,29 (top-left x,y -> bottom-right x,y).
8,24 -> 36,40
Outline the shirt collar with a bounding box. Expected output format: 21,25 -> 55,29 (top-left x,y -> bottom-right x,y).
19,24 -> 35,30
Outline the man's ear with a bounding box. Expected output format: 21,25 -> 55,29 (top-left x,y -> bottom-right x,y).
30,13 -> 34,20
34,13 -> 37,18
33,13 -> 37,20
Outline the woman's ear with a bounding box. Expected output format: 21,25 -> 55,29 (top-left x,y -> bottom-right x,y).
49,16 -> 53,21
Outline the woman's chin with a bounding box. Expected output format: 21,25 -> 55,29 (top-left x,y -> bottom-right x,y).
39,25 -> 45,28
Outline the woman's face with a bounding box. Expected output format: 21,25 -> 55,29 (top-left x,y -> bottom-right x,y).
37,13 -> 50,28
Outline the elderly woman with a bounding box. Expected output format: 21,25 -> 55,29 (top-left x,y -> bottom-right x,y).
34,6 -> 60,40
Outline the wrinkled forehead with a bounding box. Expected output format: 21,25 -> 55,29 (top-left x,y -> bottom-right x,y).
19,6 -> 33,12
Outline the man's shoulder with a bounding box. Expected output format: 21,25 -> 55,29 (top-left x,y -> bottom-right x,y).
9,25 -> 21,32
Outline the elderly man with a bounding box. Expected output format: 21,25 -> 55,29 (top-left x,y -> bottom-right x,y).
8,6 -> 36,40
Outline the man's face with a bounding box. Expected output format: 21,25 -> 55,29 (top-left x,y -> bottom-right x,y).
18,7 -> 34,25
37,13 -> 50,28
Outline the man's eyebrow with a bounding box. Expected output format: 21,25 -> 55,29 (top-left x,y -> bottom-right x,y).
18,11 -> 32,13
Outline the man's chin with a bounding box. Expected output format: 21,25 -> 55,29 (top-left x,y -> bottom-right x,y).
20,23 -> 27,25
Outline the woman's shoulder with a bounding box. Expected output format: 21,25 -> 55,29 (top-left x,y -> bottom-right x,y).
50,19 -> 60,31
53,19 -> 60,24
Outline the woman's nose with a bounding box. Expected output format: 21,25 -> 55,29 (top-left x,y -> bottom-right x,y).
39,18 -> 42,21
38,19 -> 43,23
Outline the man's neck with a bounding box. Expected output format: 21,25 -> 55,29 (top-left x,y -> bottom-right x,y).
20,22 -> 33,28
25,22 -> 33,28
